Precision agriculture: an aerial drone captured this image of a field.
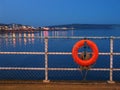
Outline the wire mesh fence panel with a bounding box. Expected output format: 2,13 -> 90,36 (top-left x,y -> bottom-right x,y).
85,71 -> 109,81
48,38 -> 78,52
0,32 -> 45,80
113,71 -> 120,81
93,55 -> 110,68
48,70 -> 83,80
113,56 -> 120,68
48,55 -> 76,68
48,70 -> 109,81
112,39 -> 120,81
113,56 -> 120,81
0,55 -> 45,67
0,70 -> 45,80
113,39 -> 120,52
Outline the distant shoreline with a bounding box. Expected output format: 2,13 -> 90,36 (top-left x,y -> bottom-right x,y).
0,23 -> 119,32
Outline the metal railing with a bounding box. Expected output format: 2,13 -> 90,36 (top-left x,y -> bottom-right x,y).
0,36 -> 120,83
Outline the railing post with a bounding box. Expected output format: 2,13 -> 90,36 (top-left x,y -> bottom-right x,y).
43,37 -> 50,83
107,36 -> 115,83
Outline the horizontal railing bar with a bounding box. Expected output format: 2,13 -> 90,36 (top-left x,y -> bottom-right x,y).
0,67 -> 45,70
49,52 -> 113,55
48,68 -> 110,71
48,52 -> 72,55
1,67 -> 120,71
99,53 -> 110,55
1,36 -> 120,39
113,68 -> 120,71
0,52 -> 44,55
50,52 -> 120,55
48,52 -> 111,55
113,53 -> 120,55
48,68 -> 78,70
0,67 -> 111,71
90,68 -> 110,71
47,36 -> 111,39
0,36 -> 110,39
0,36 -> 44,39
0,52 -> 120,55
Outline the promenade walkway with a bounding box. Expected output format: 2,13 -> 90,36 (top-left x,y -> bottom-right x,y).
0,81 -> 120,90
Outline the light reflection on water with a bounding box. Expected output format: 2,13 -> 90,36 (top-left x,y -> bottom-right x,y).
0,30 -> 74,48
0,30 -> 74,53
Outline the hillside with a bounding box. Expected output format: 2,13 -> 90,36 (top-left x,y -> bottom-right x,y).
47,24 -> 114,29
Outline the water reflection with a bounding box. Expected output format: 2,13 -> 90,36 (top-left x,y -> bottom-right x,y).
31,32 -> 34,44
0,30 -> 74,48
5,33 -> 8,46
18,33 -> 22,45
23,33 -> 27,45
43,31 -> 48,37
28,32 -> 31,44
12,32 -> 16,47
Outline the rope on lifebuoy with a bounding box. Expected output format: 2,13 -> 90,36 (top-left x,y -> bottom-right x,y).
72,39 -> 99,67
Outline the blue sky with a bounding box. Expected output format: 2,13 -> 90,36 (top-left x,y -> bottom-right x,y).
0,0 -> 120,26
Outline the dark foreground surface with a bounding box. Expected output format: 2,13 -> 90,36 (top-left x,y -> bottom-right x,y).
0,80 -> 120,90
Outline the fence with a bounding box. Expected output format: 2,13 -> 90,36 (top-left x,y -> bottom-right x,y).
0,36 -> 120,83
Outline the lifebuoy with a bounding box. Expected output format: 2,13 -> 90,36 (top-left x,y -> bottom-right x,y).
72,40 -> 99,66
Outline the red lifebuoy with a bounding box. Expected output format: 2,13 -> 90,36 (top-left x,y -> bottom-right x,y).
72,40 -> 99,66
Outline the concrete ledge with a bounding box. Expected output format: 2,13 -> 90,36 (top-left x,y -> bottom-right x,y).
0,83 -> 120,90
0,81 -> 120,90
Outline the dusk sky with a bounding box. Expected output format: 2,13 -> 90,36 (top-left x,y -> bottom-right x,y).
0,0 -> 120,26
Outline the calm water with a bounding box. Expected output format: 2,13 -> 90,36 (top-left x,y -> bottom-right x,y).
0,28 -> 120,81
